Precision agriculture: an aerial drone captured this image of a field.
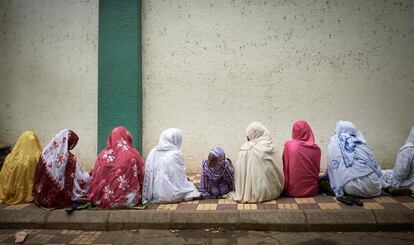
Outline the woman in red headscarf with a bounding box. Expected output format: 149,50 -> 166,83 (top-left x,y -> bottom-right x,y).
88,126 -> 144,209
282,120 -> 321,197
33,129 -> 91,209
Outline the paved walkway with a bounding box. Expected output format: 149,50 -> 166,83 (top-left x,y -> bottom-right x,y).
1,229 -> 414,245
0,174 -> 413,232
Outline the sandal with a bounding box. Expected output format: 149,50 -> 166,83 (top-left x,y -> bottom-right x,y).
336,196 -> 353,206
387,187 -> 411,196
347,196 -> 364,206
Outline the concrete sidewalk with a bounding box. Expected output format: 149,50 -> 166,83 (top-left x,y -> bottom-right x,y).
1,195 -> 413,232
1,174 -> 413,232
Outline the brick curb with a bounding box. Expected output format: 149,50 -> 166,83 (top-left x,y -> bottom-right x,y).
1,208 -> 413,232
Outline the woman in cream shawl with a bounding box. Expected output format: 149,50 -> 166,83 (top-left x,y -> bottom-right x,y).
234,122 -> 284,203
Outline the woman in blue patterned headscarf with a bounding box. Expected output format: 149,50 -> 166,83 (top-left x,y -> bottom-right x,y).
199,147 -> 234,198
325,121 -> 382,198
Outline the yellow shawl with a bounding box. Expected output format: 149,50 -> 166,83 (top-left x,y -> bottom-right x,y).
0,131 -> 41,204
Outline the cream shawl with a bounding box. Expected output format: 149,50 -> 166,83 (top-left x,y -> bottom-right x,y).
234,122 -> 284,203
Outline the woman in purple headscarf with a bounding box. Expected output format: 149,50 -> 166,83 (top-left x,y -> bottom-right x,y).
199,147 -> 234,198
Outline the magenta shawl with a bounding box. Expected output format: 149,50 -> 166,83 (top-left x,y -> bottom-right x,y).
282,120 -> 321,197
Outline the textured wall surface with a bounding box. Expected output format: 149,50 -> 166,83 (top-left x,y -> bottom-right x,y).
142,0 -> 414,172
0,0 -> 98,170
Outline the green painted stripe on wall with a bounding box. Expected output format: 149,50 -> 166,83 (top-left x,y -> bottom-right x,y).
98,0 -> 142,152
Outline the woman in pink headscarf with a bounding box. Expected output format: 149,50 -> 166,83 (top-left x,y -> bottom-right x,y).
88,126 -> 144,209
282,120 -> 321,197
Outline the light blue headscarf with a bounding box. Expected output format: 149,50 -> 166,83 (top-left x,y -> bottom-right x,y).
327,121 -> 382,196
336,121 -> 367,167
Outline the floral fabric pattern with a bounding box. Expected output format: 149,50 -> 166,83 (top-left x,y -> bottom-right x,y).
32,129 -> 91,209
88,126 -> 144,209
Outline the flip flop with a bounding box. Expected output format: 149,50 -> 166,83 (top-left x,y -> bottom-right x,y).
15,231 -> 27,244
336,196 -> 353,206
388,187 -> 411,196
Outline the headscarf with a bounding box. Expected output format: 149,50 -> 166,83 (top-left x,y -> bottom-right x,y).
157,128 -> 183,151
246,121 -> 270,142
142,128 -> 200,203
335,121 -> 367,167
292,120 -> 316,145
203,147 -> 228,181
282,121 -> 321,197
0,131 -> 42,204
88,126 -> 144,208
327,121 -> 382,197
234,122 -> 284,203
42,129 -> 78,189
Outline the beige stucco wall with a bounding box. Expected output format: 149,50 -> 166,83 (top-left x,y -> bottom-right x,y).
142,0 -> 414,173
0,0 -> 98,170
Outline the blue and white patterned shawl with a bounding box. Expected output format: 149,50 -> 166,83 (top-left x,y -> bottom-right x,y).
327,121 -> 382,197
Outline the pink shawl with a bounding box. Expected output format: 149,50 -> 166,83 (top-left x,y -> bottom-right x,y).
282,120 -> 321,197
88,126 -> 144,208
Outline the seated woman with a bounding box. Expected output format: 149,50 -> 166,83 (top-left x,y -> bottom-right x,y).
381,126 -> 414,194
282,120 -> 321,197
33,129 -> 91,209
199,146 -> 234,198
0,131 -> 42,204
234,122 -> 284,203
88,126 -> 145,208
326,121 -> 382,203
142,128 -> 200,203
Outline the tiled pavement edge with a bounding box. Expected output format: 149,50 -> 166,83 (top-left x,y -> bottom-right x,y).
0,174 -> 413,232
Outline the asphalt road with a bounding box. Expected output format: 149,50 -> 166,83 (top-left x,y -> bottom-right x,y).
1,229 -> 414,245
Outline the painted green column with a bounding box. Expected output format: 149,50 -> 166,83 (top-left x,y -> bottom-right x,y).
98,0 -> 142,152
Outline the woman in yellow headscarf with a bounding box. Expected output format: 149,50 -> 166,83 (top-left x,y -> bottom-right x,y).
0,131 -> 42,204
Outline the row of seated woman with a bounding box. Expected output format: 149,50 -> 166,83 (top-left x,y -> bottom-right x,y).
0,121 -> 413,209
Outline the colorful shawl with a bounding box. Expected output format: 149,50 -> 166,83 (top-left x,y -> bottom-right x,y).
33,129 -> 91,209
199,147 -> 234,197
88,126 -> 144,208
